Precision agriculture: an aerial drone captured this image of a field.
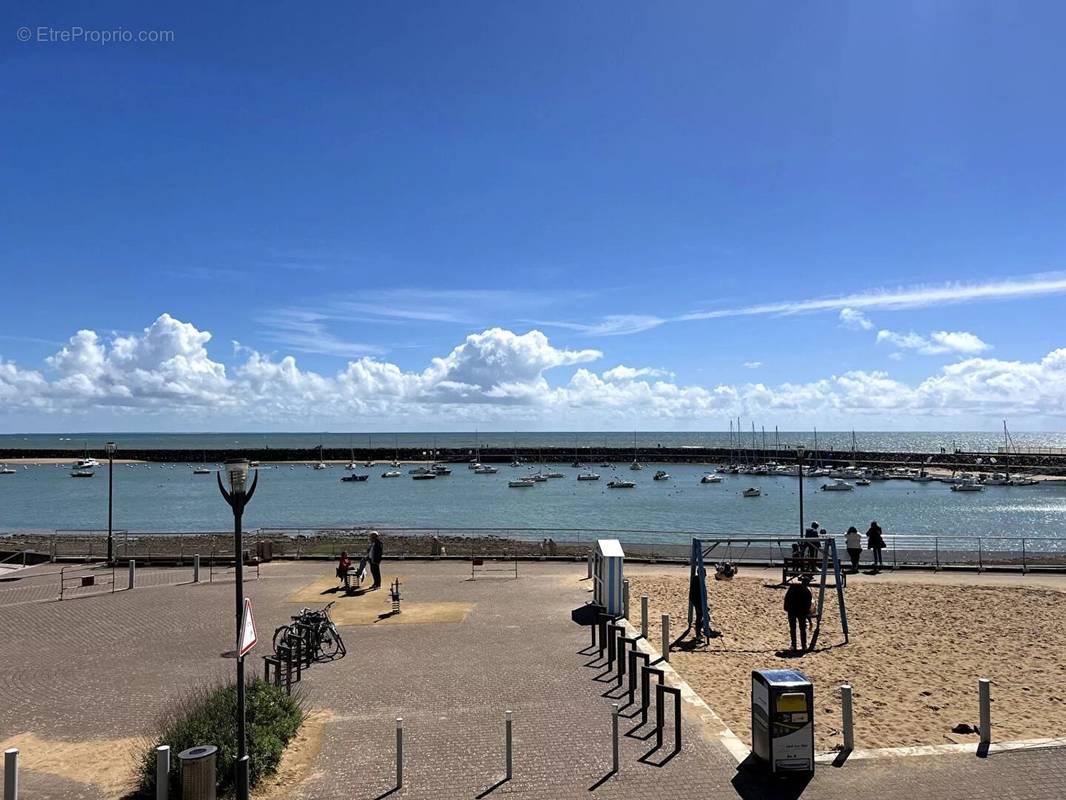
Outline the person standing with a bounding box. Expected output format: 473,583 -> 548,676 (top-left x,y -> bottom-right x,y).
845,526 -> 862,572
367,530 -> 384,589
866,521 -> 886,572
803,521 -> 821,558
784,575 -> 813,653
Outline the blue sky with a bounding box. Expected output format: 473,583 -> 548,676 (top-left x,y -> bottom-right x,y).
2,2 -> 1066,431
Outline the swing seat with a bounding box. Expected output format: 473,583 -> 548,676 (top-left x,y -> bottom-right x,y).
781,556 -> 820,585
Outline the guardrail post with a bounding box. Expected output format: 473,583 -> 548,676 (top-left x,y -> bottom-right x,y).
661,613 -> 670,662
640,595 -> 649,638
841,684 -> 854,752
505,710 -> 513,781
128,559 -> 136,590
934,537 -> 940,571
611,703 -> 619,773
1021,539 -> 1028,573
979,678 -> 991,746
977,539 -> 983,573
155,745 -> 170,800
396,718 -> 403,788
622,579 -> 630,619
193,554 -> 200,583
4,748 -> 18,800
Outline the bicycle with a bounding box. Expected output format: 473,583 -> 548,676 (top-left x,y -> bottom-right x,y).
273,601 -> 346,662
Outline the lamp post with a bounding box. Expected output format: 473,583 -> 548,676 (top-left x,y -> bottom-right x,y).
796,447 -> 805,537
218,458 -> 258,800
105,441 -> 117,564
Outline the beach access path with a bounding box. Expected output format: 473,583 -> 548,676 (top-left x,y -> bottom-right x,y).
0,559 -> 1063,798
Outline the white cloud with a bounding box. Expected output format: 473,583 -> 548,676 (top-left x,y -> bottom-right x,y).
743,361 -> 762,369
877,329 -> 991,356
3,314 -> 1065,425
839,308 -> 874,331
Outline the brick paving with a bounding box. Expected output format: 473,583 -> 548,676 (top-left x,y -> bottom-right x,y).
0,559 -> 1063,798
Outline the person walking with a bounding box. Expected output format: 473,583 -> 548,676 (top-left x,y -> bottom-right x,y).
367,530 -> 384,589
803,521 -> 821,558
784,575 -> 813,653
845,526 -> 862,572
866,521 -> 886,572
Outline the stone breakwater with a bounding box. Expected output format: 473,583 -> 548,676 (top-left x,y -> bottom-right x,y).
1,445 -> 1064,473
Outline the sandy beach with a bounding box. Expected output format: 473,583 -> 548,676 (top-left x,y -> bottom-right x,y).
629,569 -> 1066,751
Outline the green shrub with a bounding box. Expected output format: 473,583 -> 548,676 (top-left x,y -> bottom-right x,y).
138,679 -> 304,798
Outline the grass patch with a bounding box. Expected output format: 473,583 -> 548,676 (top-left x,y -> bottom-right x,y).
138,679 -> 304,798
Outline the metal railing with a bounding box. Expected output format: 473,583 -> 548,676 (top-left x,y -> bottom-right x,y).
1,527 -> 1064,572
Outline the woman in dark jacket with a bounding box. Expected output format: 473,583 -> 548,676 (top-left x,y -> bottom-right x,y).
866,521 -> 886,572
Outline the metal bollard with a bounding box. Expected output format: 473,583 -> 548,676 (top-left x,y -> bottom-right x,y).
640,595 -> 649,638
611,703 -> 620,773
4,748 -> 17,800
979,678 -> 991,746
587,551 -> 593,579
396,718 -> 403,788
193,554 -> 200,583
505,710 -> 513,781
156,745 -> 170,800
622,579 -> 630,620
177,746 -> 216,800
662,613 -> 670,662
128,559 -> 136,590
841,684 -> 854,751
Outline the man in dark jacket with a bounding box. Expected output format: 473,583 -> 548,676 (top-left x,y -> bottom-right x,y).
368,531 -> 384,590
784,575 -> 813,652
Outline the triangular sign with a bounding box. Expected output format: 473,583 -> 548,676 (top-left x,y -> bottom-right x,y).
238,598 -> 257,658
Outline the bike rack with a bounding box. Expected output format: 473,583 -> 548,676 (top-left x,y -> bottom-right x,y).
58,564 -> 116,601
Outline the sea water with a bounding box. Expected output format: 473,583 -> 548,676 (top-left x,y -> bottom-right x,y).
1,461 -> 1064,548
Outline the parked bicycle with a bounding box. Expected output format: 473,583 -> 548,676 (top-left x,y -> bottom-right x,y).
272,601 -> 346,662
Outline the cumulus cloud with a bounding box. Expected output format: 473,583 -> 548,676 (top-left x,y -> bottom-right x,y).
1,313 -> 1064,424
877,329 -> 991,356
839,308 -> 874,331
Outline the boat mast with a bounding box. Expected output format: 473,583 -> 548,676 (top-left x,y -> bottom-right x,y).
728,419 -> 734,465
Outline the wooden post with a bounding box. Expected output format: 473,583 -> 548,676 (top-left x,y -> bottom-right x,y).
662,613 -> 670,662
840,684 -> 854,751
979,678 -> 991,746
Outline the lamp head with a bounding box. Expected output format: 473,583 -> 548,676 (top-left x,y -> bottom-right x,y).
105,441 -> 117,455
224,458 -> 250,494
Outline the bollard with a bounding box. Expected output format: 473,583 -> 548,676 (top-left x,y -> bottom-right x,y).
840,684 -> 854,751
128,559 -> 136,590
622,579 -> 630,620
193,554 -> 200,583
505,711 -> 513,781
611,703 -> 620,773
587,551 -> 593,580
156,745 -> 170,800
979,678 -> 991,746
661,613 -> 670,662
396,718 -> 403,788
4,748 -> 17,800
640,595 -> 649,638
177,746 -> 216,800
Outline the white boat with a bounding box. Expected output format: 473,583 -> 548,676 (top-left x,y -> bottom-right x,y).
313,462 -> 328,470
475,465 -> 499,474
821,479 -> 854,492
411,472 -> 436,480
982,472 -> 1010,486
528,473 -> 548,482
653,470 -> 670,481
509,478 -> 535,488
700,473 -> 722,484
742,487 -> 761,497
0,465 -> 16,475
510,459 -> 522,468
577,472 -> 600,481
340,474 -> 369,482
432,464 -> 452,476
855,478 -> 871,486
1009,477 -> 1038,486
544,471 -> 564,479
75,457 -> 99,469
608,479 -> 636,488
192,466 -> 211,475
951,480 -> 984,492
381,470 -> 401,478
410,466 -> 433,475
629,460 -> 643,471
71,469 -> 95,478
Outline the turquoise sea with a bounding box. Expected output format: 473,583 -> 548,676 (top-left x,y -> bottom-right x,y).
1,458 -> 1064,547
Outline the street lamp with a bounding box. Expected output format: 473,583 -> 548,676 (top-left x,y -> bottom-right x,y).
796,447 -> 805,537
105,441 -> 117,564
218,458 -> 258,800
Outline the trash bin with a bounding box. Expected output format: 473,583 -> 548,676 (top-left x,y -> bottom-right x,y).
178,745 -> 217,800
751,670 -> 814,776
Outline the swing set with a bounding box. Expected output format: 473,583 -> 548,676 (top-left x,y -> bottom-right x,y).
684,535 -> 850,651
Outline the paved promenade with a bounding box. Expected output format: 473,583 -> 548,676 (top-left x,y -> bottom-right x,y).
0,558 -> 1063,798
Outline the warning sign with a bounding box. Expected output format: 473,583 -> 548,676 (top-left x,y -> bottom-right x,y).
238,598 -> 257,657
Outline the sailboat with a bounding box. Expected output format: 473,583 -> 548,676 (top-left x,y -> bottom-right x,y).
313,443 -> 328,470
391,434 -> 401,468
510,433 -> 521,467
75,441 -> 99,469
193,450 -> 211,474
629,432 -> 643,470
